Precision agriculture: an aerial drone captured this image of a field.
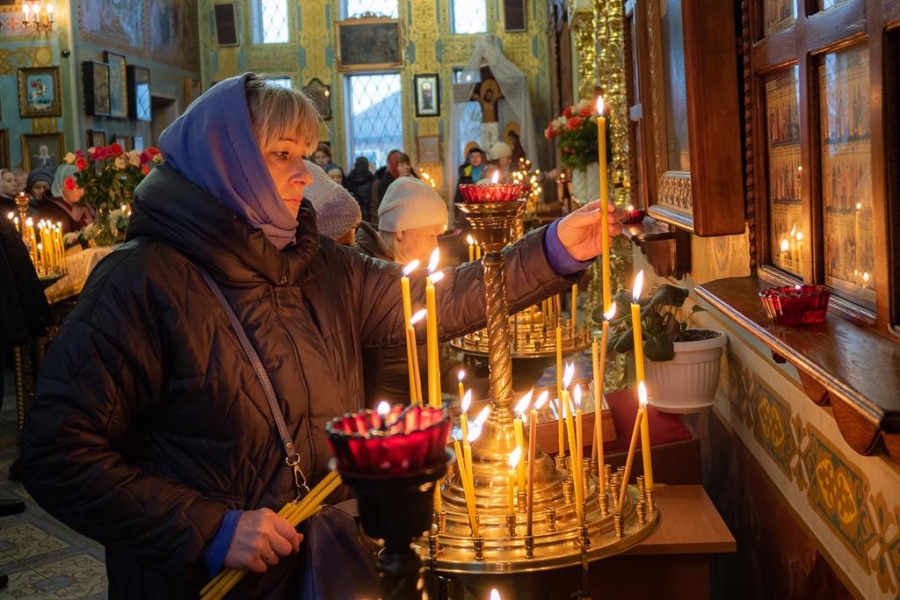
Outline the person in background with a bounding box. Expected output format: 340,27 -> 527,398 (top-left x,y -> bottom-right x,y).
0,169 -> 21,213
25,168 -> 54,205
21,72 -> 623,598
312,142 -> 334,170
370,149 -> 400,217
507,129 -> 527,168
453,145 -> 487,204
325,164 -> 346,187
304,161 -> 361,246
345,157 -> 376,222
395,152 -> 418,179
40,164 -> 95,235
488,141 -> 513,182
11,169 -> 28,195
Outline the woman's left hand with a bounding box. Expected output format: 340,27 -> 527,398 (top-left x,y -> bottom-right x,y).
555,200 -> 625,261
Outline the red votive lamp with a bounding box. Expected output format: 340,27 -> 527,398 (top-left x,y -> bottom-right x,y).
326,403 -> 451,475
623,205 -> 645,224
759,284 -> 831,325
458,170 -> 524,203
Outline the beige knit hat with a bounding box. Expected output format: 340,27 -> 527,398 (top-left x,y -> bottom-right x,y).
377,177 -> 448,233
304,160 -> 362,240
488,141 -> 512,160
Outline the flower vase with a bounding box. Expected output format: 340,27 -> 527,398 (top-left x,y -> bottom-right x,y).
91,207 -> 118,247
570,162 -> 600,205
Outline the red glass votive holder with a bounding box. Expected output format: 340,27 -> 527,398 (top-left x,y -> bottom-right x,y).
326,404 -> 451,475
759,284 -> 831,325
623,208 -> 645,224
458,182 -> 524,203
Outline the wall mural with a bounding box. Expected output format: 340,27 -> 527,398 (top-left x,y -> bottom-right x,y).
78,0 -> 198,70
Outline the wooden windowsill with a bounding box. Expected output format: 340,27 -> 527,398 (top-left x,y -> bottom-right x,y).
695,276 -> 900,461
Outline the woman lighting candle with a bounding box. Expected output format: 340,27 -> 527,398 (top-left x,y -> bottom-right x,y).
513,390 -> 532,493
596,96 -> 612,311
618,383 -> 648,513
527,391 -> 549,537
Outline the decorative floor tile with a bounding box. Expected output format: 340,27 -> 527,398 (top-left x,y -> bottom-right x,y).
32,554 -> 108,597
6,568 -> 72,599
0,523 -> 69,560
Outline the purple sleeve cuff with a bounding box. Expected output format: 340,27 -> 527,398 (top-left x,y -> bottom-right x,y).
544,220 -> 595,276
205,509 -> 242,577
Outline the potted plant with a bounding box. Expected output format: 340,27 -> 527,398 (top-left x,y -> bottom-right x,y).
595,283 -> 727,413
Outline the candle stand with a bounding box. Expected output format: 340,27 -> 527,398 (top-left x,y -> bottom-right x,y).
416,191 -> 659,599
339,455 -> 450,600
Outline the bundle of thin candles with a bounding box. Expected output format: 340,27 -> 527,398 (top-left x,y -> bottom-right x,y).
199,471 -> 343,599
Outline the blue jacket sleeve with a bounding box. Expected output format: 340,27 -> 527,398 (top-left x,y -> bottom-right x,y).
204,509 -> 242,577
544,220 -> 595,275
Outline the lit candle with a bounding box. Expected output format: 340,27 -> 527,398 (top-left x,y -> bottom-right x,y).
466,234 -> 475,263
789,224 -> 798,267
640,384 -> 654,491
513,390 -> 532,492
401,260 -> 420,402
425,249 -> 442,409
555,296 -> 564,457
596,96 -> 612,312
573,384 -> 585,525
592,306 -> 616,497
508,448 -> 521,516
617,382 -> 647,514
527,391 -> 549,537
459,389 -> 472,443
457,370 -> 466,403
453,436 -> 478,536
631,270 -> 645,384
796,231 -> 804,278
407,310 -> 427,404
561,363 -> 582,524
855,202 -> 862,273
780,238 -> 789,267
571,283 -> 578,330
490,589 -> 501,600
25,218 -> 37,267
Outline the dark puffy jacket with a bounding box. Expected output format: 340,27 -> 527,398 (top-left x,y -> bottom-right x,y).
22,164 -> 582,598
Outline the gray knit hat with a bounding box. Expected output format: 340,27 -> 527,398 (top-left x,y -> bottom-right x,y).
304,160 -> 361,240
377,177 -> 448,233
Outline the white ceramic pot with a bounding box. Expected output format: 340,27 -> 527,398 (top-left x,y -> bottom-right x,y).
570,162 -> 600,205
644,330 -> 727,413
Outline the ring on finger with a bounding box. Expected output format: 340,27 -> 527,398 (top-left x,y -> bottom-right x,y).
263,550 -> 275,561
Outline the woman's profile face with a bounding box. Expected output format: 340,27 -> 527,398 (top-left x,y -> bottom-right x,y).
63,177 -> 85,205
1,172 -> 16,196
263,137 -> 314,216
313,150 -> 331,167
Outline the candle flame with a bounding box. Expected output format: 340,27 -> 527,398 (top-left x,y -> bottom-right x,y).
402,259 -> 420,276
604,304 -> 617,321
466,234 -> 474,245
490,589 -> 501,600
508,447 -> 521,470
856,202 -> 863,211
429,271 -> 445,284
780,239 -> 789,252
491,170 -> 500,185
474,405 -> 490,427
427,248 -> 440,274
790,224 -> 797,237
796,231 -> 803,242
632,270 -> 644,301
563,362 -> 575,388
26,217 -> 33,227
376,401 -> 391,417
458,370 -> 465,383
596,96 -> 604,116
534,390 -> 549,410
461,389 -> 472,414
573,384 -> 582,409
514,389 -> 533,416
410,309 -> 427,326
6,212 -> 12,220
638,381 -> 648,408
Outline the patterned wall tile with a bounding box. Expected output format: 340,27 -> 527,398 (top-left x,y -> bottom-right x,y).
750,377 -> 798,479
803,424 -> 876,568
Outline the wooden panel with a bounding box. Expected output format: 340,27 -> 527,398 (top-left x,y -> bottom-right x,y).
696,276 -> 900,456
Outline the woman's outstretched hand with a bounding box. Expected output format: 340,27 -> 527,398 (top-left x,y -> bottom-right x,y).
555,200 -> 625,261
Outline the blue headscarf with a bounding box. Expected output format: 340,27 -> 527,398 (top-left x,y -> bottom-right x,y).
157,73 -> 298,250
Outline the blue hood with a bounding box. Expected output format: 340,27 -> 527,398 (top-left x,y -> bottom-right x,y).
157,73 -> 297,250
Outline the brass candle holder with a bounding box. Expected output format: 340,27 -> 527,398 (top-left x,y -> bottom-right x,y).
415,192 -> 658,598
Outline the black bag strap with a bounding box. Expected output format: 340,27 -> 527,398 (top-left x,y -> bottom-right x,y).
196,265 -> 309,496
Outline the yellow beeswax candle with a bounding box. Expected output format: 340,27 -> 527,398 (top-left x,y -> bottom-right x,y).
631,270 -> 646,384
596,97 -> 612,312
513,390 -> 532,491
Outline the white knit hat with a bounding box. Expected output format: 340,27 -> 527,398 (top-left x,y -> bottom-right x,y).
488,141 -> 512,160
377,177 -> 448,233
304,160 -> 362,240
